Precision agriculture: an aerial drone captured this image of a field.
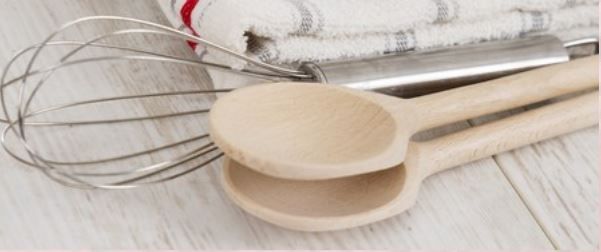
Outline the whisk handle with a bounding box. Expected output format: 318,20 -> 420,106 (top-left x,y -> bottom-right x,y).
304,35 -> 573,97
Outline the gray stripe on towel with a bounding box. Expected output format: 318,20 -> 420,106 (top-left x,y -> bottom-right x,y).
520,11 -> 550,36
286,0 -> 314,35
385,30 -> 416,54
256,45 -> 281,63
530,11 -> 548,32
433,0 -> 450,22
395,31 -> 410,52
306,1 -> 325,34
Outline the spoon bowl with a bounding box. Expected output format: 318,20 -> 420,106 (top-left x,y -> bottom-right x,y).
211,83 -> 417,179
223,158 -> 420,231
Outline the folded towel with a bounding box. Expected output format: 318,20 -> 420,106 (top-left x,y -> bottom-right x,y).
157,0 -> 598,88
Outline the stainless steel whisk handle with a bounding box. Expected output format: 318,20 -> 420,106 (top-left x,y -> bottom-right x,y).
301,35 -> 598,97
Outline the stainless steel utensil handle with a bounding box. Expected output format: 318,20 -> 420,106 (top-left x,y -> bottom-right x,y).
302,35 -> 572,97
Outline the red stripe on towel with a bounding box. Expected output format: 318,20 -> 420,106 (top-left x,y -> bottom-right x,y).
180,0 -> 200,49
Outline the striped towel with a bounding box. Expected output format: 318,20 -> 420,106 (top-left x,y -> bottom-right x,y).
157,0 -> 598,88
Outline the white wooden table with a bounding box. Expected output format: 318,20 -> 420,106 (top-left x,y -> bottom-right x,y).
0,0 -> 598,249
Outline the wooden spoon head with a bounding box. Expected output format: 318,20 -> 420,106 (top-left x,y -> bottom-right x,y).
221,157 -> 423,231
210,82 -> 417,180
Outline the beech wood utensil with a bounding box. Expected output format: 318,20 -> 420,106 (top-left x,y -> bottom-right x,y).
221,91 -> 599,231
210,56 -> 598,180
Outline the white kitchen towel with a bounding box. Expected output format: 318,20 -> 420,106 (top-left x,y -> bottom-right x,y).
157,0 -> 598,88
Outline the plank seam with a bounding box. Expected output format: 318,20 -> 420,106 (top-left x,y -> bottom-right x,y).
491,153 -> 560,249
466,119 -> 559,249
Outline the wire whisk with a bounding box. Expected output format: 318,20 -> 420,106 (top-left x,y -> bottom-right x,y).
0,16 -> 313,189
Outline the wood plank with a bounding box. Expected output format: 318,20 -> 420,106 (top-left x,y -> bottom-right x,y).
469,100 -> 599,250
0,0 -> 558,249
497,127 -> 598,249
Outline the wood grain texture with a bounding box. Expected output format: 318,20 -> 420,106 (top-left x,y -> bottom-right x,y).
0,0 -> 595,249
469,95 -> 600,249
412,56 -> 599,130
422,92 -> 598,177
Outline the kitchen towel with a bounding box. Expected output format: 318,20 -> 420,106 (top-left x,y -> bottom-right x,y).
157,0 -> 599,87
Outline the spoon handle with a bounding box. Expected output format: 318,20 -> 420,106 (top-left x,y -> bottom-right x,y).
411,56 -> 598,130
418,91 -> 598,177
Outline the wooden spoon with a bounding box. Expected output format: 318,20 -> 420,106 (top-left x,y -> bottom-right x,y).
210,56 -> 598,180
221,91 -> 599,231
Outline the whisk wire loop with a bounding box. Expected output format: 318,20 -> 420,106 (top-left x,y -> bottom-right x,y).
0,16 -> 304,189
